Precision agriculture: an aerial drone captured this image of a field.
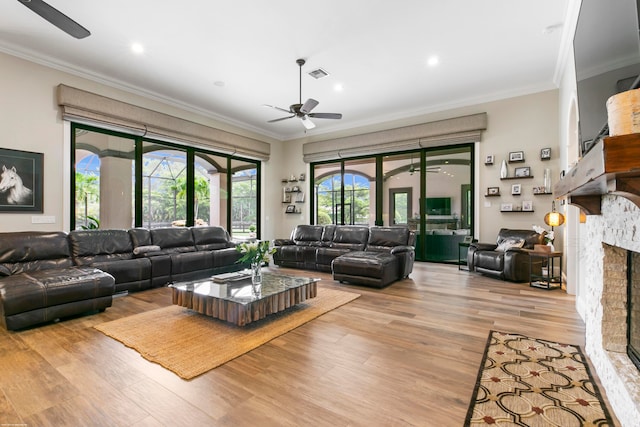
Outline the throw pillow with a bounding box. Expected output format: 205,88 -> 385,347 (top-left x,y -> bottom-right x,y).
496,238 -> 525,252
133,245 -> 162,255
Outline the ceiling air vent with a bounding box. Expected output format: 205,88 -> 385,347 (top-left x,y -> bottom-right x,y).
308,68 -> 329,79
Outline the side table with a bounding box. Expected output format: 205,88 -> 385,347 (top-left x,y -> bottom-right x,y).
528,250 -> 563,290
458,242 -> 471,271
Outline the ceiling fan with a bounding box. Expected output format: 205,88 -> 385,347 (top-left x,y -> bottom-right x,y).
408,157 -> 440,175
265,59 -> 342,130
17,0 -> 91,39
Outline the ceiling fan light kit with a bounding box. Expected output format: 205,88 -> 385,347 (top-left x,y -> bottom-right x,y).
265,58 -> 342,130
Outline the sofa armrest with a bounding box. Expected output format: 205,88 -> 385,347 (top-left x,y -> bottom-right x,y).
470,242 -> 498,251
274,239 -> 295,246
390,245 -> 414,255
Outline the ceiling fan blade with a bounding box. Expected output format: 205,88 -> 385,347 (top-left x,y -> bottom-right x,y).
300,98 -> 319,114
18,0 -> 91,39
308,112 -> 343,120
267,115 -> 295,123
300,116 -> 316,130
263,104 -> 292,114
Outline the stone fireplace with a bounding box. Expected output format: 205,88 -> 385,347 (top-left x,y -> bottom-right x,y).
580,194 -> 640,425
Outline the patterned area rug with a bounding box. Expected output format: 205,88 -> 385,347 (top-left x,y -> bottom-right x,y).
465,331 -> 614,426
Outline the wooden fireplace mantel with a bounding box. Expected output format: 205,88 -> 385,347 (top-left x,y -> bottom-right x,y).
554,133 -> 640,214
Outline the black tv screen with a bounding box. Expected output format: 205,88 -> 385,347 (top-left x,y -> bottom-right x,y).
425,197 -> 451,216
574,0 -> 640,154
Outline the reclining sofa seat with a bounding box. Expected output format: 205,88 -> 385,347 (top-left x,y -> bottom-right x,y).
0,231 -> 115,330
69,229 -> 152,293
467,228 -> 545,282
272,225 -> 325,270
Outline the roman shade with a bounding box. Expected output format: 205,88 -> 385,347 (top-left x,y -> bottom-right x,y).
302,113 -> 487,162
57,84 -> 270,160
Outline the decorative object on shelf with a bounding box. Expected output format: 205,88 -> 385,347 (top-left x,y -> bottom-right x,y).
541,147 -> 551,160
514,166 -> 531,177
500,159 -> 508,178
236,240 -> 276,286
508,151 -> 524,162
533,186 -> 548,195
487,186 -> 500,196
295,192 -> 305,203
285,204 -> 296,213
485,154 -> 494,165
299,173 -> 305,181
522,200 -> 533,211
543,168 -> 551,193
511,184 -> 521,195
290,174 -> 297,181
501,203 -> 513,212
282,191 -> 291,203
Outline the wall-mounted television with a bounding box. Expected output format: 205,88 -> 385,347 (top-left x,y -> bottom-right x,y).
574,0 -> 640,155
425,197 -> 451,216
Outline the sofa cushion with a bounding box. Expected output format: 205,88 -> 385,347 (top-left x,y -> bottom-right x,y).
330,226 -> 369,251
150,227 -> 196,252
366,227 -> 410,252
292,225 -> 324,246
191,226 -> 232,251
0,231 -> 73,275
69,229 -> 135,265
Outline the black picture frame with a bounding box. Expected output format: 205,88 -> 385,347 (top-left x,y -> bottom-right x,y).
285,204 -> 296,213
514,166 -> 531,177
487,186 -> 500,195
540,147 -> 551,160
508,151 -> 525,163
0,148 -> 43,212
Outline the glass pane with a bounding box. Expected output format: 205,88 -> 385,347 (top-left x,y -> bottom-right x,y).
74,128 -> 135,229
314,162 -> 341,224
394,193 -> 408,224
142,142 -> 187,228
343,158 -> 375,225
230,158 -> 258,238
194,152 -> 227,227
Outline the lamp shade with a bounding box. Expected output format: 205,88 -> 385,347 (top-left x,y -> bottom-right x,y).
544,211 -> 565,227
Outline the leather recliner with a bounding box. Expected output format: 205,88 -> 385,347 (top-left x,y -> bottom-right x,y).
467,228 -> 544,282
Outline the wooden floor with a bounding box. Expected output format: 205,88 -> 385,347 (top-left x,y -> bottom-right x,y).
0,263 -> 619,426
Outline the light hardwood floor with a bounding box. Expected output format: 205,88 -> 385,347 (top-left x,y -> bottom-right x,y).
0,263 -> 619,426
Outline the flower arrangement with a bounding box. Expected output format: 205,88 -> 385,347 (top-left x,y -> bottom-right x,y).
532,225 -> 554,245
236,240 -> 276,265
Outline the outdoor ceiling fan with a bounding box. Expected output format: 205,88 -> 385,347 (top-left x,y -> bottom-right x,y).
408,157 -> 440,175
17,0 -> 90,39
265,59 -> 342,130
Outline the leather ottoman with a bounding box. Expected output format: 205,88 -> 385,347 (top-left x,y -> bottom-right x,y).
332,251 -> 399,288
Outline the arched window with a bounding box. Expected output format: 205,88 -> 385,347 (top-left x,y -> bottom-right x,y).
315,172 -> 370,225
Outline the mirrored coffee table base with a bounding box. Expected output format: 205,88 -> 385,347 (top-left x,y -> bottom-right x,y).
170,271 -> 319,326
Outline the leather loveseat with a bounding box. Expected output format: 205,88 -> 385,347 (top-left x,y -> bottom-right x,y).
274,225 -> 415,288
467,228 -> 544,282
0,226 -> 245,330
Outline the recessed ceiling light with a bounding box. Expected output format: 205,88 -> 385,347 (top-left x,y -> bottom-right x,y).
427,56 -> 439,67
214,81 -> 225,87
334,83 -> 344,92
131,43 -> 144,54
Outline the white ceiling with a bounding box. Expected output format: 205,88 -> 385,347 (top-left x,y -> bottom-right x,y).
0,0 -> 570,141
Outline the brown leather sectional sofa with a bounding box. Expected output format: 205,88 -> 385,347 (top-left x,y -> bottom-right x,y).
0,226 -> 245,330
274,225 -> 415,288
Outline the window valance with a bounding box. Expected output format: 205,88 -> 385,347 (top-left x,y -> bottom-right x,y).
57,84 -> 270,160
302,113 -> 487,162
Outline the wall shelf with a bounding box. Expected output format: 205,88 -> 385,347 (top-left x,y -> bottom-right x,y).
501,210 -> 535,213
554,133 -> 640,214
500,176 -> 534,180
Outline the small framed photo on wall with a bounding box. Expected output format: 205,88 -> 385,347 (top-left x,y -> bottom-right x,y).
500,203 -> 513,212
522,200 -> 533,211
485,155 -> 494,165
511,184 -> 522,195
487,186 -> 500,196
508,151 -> 525,163
514,166 -> 531,177
285,204 -> 296,213
540,147 -> 551,160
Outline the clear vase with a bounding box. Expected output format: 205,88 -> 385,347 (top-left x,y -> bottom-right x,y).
500,160 -> 508,178
251,261 -> 263,286
543,168 -> 551,193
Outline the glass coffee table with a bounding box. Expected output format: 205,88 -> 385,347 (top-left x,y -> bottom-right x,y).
169,270 -> 319,326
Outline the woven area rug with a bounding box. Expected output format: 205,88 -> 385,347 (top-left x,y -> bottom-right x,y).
465,331 -> 614,426
94,287 -> 359,380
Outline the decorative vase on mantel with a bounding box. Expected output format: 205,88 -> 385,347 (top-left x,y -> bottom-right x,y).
500,160 -> 508,178
251,261 -> 263,287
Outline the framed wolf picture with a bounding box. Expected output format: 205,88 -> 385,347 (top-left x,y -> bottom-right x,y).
0,148 -> 43,212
